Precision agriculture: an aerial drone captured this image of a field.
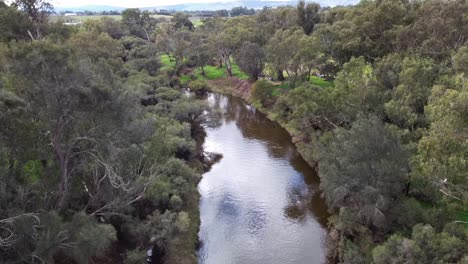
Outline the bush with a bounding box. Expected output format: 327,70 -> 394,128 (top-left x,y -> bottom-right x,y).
251,80 -> 275,107
188,80 -> 210,95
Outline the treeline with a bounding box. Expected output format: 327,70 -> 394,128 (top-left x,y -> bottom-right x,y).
56,6 -> 256,18
0,0 -> 210,263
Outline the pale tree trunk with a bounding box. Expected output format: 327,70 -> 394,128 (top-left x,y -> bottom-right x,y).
224,55 -> 232,77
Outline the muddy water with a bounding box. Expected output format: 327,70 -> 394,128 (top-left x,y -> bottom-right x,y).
198,93 -> 328,264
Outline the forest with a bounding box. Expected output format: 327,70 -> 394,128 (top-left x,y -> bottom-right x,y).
0,0 -> 467,263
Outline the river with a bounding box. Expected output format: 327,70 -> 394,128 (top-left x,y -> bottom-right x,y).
197,93 -> 328,264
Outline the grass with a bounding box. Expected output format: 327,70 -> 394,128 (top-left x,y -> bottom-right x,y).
160,54 -> 176,71
310,76 -> 334,88
190,17 -> 204,27
231,64 -> 249,80
180,63 -> 248,84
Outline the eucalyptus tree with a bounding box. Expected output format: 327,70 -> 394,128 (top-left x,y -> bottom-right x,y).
297,0 -> 320,35
318,116 -> 409,230
122,8 -> 158,42
234,41 -> 265,81
13,0 -> 53,39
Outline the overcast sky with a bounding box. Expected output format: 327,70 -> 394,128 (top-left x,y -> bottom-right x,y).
51,0 -> 280,7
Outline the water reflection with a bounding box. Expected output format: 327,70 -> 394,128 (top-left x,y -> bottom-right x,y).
198,93 -> 328,264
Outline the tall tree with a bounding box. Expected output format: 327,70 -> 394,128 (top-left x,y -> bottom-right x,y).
13,0 -> 53,39
234,41 -> 265,80
297,0 -> 320,35
318,116 -> 409,230
122,8 -> 157,42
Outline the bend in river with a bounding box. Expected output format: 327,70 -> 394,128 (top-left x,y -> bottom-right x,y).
198,93 -> 328,264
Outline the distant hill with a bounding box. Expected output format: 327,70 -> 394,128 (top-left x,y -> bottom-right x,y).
54,0 -> 358,12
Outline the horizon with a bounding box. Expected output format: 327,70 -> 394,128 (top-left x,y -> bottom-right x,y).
51,0 -> 294,8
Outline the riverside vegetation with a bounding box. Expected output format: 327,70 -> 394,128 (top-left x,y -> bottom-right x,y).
0,0 -> 467,263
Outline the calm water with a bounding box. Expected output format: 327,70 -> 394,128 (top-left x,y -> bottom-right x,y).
198,93 -> 328,264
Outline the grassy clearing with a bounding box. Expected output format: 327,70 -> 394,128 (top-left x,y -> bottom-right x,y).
181,63 -> 248,84
268,76 -> 333,96
190,17 -> 204,27
160,54 -> 176,71
310,76 -> 333,88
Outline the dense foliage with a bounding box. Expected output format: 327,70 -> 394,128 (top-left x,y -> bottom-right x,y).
1,0 -> 467,263
0,1 -> 207,263
152,0 -> 466,262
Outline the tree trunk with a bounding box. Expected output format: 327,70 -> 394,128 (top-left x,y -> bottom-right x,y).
219,59 -> 223,68
53,143 -> 69,210
201,66 -> 206,76
405,180 -> 411,196
277,69 -> 285,81
57,161 -> 69,210
225,56 -> 232,77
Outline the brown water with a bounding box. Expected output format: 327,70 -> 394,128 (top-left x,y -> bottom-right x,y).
198,93 -> 328,264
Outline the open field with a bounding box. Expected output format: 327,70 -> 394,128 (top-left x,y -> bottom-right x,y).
50,14 -> 172,22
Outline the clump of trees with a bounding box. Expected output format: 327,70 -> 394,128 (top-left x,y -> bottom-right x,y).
0,1 -> 207,263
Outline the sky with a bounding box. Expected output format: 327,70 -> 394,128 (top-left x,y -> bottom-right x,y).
51,0 -> 285,7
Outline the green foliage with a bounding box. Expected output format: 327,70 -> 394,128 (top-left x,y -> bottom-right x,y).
411,72 -> 468,203
372,224 -> 468,264
384,57 -> 438,131
234,41 -> 265,80
251,80 -> 276,107
318,116 -> 409,229
333,57 -> 386,120
297,0 -> 320,35
188,79 -> 211,95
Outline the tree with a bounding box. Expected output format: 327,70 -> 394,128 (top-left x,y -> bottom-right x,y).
189,31 -> 214,76
171,12 -> 194,31
250,80 -> 275,107
1,40 -> 132,209
0,3 -> 33,42
209,16 -> 256,76
372,224 -> 468,263
13,0 -> 53,39
397,0 -> 468,61
332,57 -> 386,121
265,28 -> 303,81
297,0 -> 320,35
234,41 -> 265,80
230,6 -> 255,17
412,65 -> 467,203
122,8 -> 157,42
384,56 -> 437,131
318,116 -> 409,230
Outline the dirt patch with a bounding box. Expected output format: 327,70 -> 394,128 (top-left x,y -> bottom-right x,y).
208,77 -> 253,100
179,67 -> 194,75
